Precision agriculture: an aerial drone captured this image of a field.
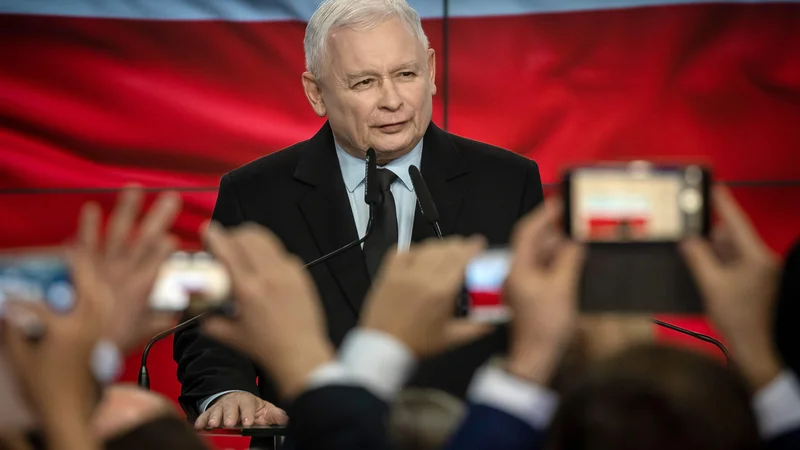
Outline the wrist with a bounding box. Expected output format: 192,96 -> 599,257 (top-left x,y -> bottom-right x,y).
39,393 -> 95,437
727,336 -> 782,391
507,345 -> 561,385
44,418 -> 100,450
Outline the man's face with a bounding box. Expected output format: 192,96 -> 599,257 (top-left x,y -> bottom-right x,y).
306,17 -> 436,163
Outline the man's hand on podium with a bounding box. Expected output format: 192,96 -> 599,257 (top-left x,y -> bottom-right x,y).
194,391 -> 288,429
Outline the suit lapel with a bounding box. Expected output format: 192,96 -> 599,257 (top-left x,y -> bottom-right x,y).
412,123 -> 469,243
295,123 -> 370,315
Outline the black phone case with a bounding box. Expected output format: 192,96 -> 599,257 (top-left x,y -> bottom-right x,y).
579,242 -> 704,313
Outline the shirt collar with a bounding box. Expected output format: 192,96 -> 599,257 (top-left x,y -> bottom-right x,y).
335,139 -> 423,194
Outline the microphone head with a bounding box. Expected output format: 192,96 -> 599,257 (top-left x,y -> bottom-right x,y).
364,148 -> 380,206
408,165 -> 440,223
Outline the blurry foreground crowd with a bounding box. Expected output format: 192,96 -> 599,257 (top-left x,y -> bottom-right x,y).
0,186 -> 799,450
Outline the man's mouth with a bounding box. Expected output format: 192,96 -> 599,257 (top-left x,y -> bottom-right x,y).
376,121 -> 407,132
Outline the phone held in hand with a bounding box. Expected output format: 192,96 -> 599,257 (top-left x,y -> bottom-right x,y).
462,162 -> 711,321
149,251 -> 232,316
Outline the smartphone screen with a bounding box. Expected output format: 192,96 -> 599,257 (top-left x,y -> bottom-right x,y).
565,163 -> 709,242
149,252 -> 231,314
0,251 -> 74,314
464,249 -> 510,323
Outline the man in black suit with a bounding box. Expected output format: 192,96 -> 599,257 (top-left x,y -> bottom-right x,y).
173,0 -> 543,432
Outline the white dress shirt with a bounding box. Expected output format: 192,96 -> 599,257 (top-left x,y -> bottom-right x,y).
198,139 -> 424,413
335,140 -> 422,251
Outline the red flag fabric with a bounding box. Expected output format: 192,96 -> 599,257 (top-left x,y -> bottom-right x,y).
1,3 -> 798,447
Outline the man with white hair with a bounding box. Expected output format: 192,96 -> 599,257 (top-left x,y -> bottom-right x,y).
174,0 -> 544,440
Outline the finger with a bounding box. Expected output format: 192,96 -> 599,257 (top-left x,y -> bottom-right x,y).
711,186 -> 766,259
66,246 -> 104,318
442,320 -> 493,349
551,240 -> 586,292
131,235 -> 178,293
77,202 -> 102,253
194,410 -> 210,429
710,224 -> 738,263
206,405 -> 223,429
535,229 -> 564,269
432,237 -> 487,285
130,192 -> 182,262
263,406 -> 289,426
201,316 -> 239,350
205,222 -> 252,278
130,315 -> 180,352
222,401 -> 240,428
238,397 -> 256,428
679,237 -> 722,298
380,243 -> 403,267
233,223 -> 286,271
106,186 -> 144,258
412,237 -> 461,273
511,200 -> 561,269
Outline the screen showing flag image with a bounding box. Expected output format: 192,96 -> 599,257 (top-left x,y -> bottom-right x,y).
570,165 -> 706,242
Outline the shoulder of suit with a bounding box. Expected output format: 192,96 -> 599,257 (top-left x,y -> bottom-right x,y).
222,138 -> 314,185
446,131 -> 539,170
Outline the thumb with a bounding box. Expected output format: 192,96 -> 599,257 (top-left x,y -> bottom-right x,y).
442,320 -> 493,349
680,237 -> 721,295
200,316 -> 240,349
259,405 -> 289,426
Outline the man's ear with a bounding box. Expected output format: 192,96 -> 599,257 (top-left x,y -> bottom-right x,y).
427,48 -> 437,96
302,72 -> 327,117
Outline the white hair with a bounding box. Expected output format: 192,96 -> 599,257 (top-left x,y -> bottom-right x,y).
304,0 -> 430,78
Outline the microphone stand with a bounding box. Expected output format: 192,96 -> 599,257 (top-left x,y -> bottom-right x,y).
138,312 -> 207,390
304,211 -> 374,267
651,318 -> 731,363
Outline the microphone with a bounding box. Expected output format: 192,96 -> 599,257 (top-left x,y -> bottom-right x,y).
138,149 -> 381,390
652,318 -> 731,364
408,165 -> 443,239
408,165 -> 470,316
365,147 -> 379,207
303,148 -> 379,267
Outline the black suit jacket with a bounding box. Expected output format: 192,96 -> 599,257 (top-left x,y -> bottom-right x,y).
776,238 -> 800,376
173,121 -> 544,420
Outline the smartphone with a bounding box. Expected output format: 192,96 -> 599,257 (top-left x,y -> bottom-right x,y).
563,162 -> 708,314
563,162 -> 710,242
149,252 -> 231,315
464,249 -> 511,323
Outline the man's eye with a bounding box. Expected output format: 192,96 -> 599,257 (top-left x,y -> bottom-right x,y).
400,72 -> 415,77
355,79 -> 372,88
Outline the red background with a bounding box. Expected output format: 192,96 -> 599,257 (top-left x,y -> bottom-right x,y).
1,2 -> 799,448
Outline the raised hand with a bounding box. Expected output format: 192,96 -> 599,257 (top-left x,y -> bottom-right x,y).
360,236 -> 487,358
76,185 -> 182,353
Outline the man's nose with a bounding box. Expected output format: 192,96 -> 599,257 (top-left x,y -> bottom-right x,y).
378,79 -> 403,111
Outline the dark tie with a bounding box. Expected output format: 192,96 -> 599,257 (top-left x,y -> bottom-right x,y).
364,168 -> 399,279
